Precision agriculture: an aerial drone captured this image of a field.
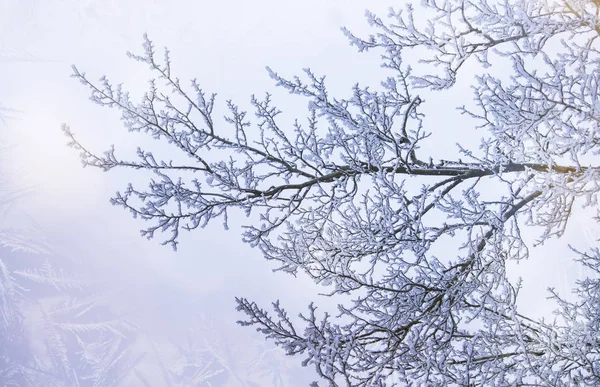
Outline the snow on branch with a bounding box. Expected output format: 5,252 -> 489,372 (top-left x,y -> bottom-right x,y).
65,0 -> 600,384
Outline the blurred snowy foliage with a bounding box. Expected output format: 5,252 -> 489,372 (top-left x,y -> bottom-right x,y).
0,189 -> 295,386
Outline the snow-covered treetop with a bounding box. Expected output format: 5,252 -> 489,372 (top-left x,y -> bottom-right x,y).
66,1 -> 600,385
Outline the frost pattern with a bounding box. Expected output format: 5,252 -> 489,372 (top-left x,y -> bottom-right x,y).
2,109 -> 283,386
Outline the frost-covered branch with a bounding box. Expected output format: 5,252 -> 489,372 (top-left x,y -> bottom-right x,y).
66,1 -> 600,385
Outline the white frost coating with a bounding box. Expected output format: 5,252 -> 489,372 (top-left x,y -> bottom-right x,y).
66,1 -> 600,385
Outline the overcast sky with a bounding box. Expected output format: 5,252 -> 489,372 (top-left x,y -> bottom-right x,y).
2,0 -> 599,385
